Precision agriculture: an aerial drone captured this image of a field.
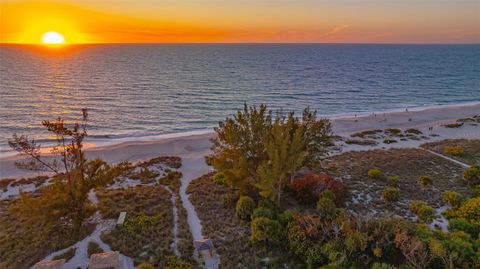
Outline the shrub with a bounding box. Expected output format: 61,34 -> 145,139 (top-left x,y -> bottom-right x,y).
473,185 -> 480,198
316,197 -> 337,219
221,192 -> 238,207
368,169 -> 383,180
371,263 -> 397,269
417,176 -> 433,188
463,165 -> 480,185
318,189 -> 335,201
442,191 -> 463,208
52,247 -> 75,262
388,175 -> 399,186
443,123 -> 463,128
455,197 -> 480,222
136,262 -> 155,269
416,205 -> 436,223
409,200 -> 427,214
212,172 -> 226,185
252,207 -> 275,219
258,199 -> 276,210
405,128 -> 422,135
443,146 -> 464,157
382,187 -> 400,202
250,217 -> 282,244
87,241 -> 103,256
278,210 -> 294,227
164,256 -> 193,269
409,201 -> 435,223
236,196 -> 256,220
448,218 -> 480,239
289,174 -> 346,205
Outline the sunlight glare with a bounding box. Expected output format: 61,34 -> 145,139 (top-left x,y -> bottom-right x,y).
41,31 -> 65,44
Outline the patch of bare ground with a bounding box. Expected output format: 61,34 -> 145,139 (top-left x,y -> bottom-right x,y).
421,139 -> 480,165
321,148 -> 470,219
187,173 -> 302,269
0,200 -> 90,269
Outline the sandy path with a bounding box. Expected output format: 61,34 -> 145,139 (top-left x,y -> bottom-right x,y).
178,152 -> 220,269
38,212 -> 134,269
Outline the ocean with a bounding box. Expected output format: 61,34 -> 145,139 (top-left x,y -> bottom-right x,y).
1,44 -> 479,156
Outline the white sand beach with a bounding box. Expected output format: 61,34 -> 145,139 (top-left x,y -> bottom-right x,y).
1,102 -> 479,179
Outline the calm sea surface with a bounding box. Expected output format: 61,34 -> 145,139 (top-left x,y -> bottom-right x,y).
1,44 -> 479,155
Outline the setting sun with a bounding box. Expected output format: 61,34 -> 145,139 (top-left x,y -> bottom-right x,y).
41,31 -> 65,44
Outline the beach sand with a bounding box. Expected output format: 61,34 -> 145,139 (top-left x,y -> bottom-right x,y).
1,102 -> 479,179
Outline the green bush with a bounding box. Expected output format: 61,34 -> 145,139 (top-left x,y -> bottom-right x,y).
417,176 -> 433,188
212,172 -> 226,185
443,146 -> 464,156
382,187 -> 400,202
250,217 -> 282,244
221,192 -> 238,207
368,169 -> 383,180
236,196 -> 256,220
409,200 -> 427,213
316,197 -> 337,219
87,241 -> 103,257
455,197 -> 480,222
136,262 -> 155,269
371,263 -> 397,269
442,191 -> 463,208
416,205 -> 436,223
409,200 -> 436,223
473,185 -> 480,198
448,218 -> 480,239
388,175 -> 399,186
52,247 -> 75,262
318,190 -> 336,201
252,207 -> 275,219
163,256 -> 193,269
278,210 -> 294,227
258,199 -> 276,210
463,165 -> 480,185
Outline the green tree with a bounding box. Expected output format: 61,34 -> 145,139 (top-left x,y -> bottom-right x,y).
257,113 -> 306,205
210,103 -> 272,193
9,109 -> 115,236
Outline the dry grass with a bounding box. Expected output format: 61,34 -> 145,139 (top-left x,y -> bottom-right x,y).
321,148 -> 470,218
421,139 -> 480,165
0,200 -> 86,269
98,185 -> 175,266
187,173 -> 301,269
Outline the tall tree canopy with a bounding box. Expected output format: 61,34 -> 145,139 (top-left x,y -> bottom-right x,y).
210,103 -> 333,205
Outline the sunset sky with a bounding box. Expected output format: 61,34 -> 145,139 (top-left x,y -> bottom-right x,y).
1,0 -> 479,44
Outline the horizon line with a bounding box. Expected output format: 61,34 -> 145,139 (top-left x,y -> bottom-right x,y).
1,42 -> 479,46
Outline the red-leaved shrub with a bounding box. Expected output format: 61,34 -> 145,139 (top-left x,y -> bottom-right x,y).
288,173 -> 346,205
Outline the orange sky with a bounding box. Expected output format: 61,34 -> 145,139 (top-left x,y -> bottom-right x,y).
1,0 -> 479,44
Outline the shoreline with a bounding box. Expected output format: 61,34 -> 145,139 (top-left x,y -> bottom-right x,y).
1,101 -> 479,159
1,102 -> 479,178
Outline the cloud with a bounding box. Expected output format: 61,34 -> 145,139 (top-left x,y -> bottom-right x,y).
324,24 -> 350,36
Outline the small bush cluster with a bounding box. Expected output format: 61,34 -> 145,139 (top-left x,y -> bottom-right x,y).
382,187 -> 400,202
368,169 -> 383,180
463,165 -> 480,185
87,241 -> 103,256
443,146 -> 464,156
388,175 -> 399,186
417,175 -> 433,188
289,173 -> 346,205
454,197 -> 480,222
442,191 -> 462,208
212,172 -> 226,185
236,196 -> 256,220
409,200 -> 436,223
